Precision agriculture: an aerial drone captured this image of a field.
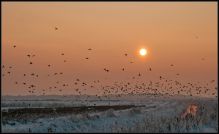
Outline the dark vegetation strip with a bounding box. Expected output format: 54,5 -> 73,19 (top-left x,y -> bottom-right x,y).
2,105 -> 144,118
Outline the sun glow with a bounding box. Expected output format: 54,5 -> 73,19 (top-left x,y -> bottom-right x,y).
139,48 -> 147,56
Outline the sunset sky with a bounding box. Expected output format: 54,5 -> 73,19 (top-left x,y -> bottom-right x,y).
2,2 -> 217,96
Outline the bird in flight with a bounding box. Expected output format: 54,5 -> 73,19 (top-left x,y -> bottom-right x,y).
13,45 -> 16,48
124,53 -> 128,56
211,80 -> 215,83
88,48 -> 92,50
104,68 -> 109,72
55,27 -> 58,30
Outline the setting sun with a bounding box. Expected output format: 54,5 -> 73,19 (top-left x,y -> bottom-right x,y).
139,48 -> 147,56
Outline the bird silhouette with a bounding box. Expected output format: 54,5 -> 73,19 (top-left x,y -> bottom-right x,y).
104,68 -> 109,72
211,80 -> 215,83
13,45 -> 16,48
88,48 -> 92,50
55,27 -> 58,30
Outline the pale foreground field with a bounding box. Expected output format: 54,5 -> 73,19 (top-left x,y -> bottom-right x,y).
1,95 -> 218,133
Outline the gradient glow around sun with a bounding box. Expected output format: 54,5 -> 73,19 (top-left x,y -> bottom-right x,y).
139,48 -> 147,56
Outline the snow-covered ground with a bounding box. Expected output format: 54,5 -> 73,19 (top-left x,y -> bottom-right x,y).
1,94 -> 218,133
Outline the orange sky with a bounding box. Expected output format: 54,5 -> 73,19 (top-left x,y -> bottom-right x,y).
2,2 -> 217,96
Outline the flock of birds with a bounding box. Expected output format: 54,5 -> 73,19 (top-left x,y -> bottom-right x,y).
2,27 -> 217,99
